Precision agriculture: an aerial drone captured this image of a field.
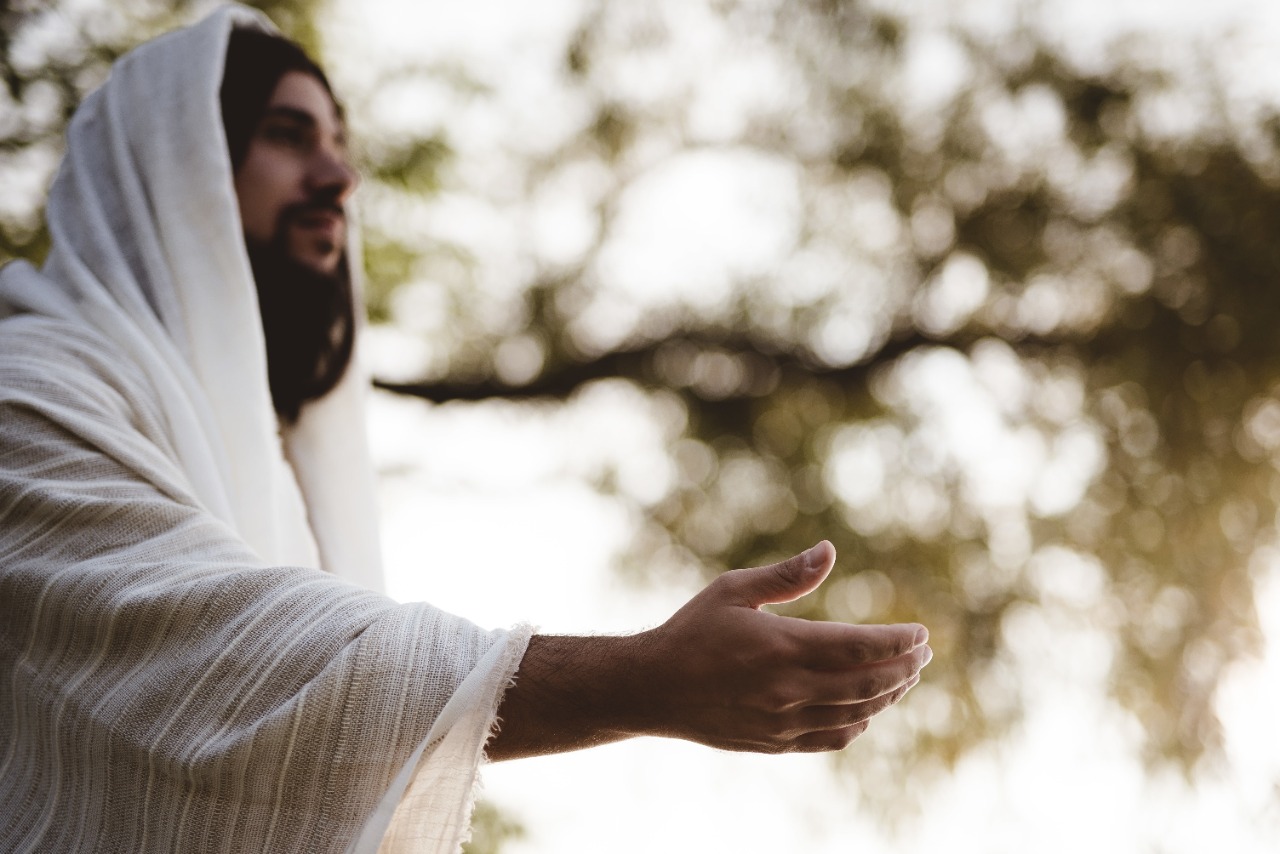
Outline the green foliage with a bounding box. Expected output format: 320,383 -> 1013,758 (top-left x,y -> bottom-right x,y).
462,800 -> 526,854
361,234 -> 419,322
8,0 -> 1280,838
367,133 -> 452,193
363,0 -> 1280,814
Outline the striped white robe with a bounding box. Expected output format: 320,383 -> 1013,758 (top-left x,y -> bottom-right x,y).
0,6 -> 530,852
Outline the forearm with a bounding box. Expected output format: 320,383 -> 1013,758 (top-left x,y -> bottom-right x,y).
485,543 -> 931,761
487,631 -> 660,761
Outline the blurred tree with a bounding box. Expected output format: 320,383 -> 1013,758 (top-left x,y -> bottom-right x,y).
461,801 -> 526,854
6,0 -> 1279,832
358,0 -> 1279,816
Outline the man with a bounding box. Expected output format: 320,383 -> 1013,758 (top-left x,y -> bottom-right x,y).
0,6 -> 930,852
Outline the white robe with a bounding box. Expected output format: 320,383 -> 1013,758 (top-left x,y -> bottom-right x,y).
0,5 -> 530,852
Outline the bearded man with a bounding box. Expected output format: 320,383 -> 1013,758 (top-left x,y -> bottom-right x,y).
0,6 -> 931,852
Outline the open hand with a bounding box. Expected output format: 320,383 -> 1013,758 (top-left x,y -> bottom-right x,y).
633,541 -> 931,753
488,541 -> 930,760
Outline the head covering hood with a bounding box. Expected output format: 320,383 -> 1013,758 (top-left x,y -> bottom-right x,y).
0,3 -> 382,588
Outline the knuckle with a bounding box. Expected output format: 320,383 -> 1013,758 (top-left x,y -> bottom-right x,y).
770,709 -> 806,741
769,632 -> 802,666
831,731 -> 856,750
848,633 -> 874,663
773,548 -> 807,574
763,686 -> 794,713
764,675 -> 805,712
747,686 -> 785,715
769,559 -> 800,589
885,681 -> 910,705
708,572 -> 735,595
824,724 -> 864,751
858,672 -> 893,701
769,721 -> 795,743
864,689 -> 899,717
759,738 -> 789,756
878,671 -> 903,695
847,701 -> 876,724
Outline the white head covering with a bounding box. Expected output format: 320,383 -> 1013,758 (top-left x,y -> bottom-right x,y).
0,14 -> 534,851
0,3 -> 383,588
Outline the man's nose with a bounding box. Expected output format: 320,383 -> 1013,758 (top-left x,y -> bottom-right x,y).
309,150 -> 358,202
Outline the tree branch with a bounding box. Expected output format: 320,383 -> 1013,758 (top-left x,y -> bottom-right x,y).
372,324 -> 1093,404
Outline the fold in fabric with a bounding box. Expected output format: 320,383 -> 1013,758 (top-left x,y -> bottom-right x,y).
0,5 -> 530,851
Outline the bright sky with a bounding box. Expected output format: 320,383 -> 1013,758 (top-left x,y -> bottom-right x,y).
327,0 -> 1280,851
368,383 -> 1280,854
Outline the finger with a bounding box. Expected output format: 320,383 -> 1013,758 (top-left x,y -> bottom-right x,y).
792,645 -> 931,705
716,541 -> 836,609
795,672 -> 921,732
785,619 -> 928,670
789,720 -> 871,753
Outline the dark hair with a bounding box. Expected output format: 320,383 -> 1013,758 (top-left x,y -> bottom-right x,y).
221,27 -> 356,423
247,240 -> 355,424
220,27 -> 336,169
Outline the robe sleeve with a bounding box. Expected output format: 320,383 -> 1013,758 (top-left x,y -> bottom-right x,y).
0,318 -> 530,853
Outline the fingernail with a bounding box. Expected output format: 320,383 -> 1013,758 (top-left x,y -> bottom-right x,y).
921,645 -> 933,666
913,625 -> 929,646
804,541 -> 829,572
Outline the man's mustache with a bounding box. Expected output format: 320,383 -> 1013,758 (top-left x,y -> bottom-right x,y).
278,197 -> 345,228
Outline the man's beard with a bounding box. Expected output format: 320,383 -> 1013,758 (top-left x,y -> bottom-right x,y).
246,220 -> 355,425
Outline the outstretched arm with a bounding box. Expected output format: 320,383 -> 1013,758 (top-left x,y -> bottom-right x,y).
487,541 -> 931,760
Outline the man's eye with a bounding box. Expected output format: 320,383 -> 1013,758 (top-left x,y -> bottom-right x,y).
264,125 -> 309,147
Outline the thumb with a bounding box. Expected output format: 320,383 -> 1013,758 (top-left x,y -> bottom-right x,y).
721,541 -> 836,609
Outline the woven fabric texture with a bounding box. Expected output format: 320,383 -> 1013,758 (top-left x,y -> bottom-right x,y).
0,6 -> 531,851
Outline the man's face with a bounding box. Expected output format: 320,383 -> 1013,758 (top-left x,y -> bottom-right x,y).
234,70 -> 355,275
